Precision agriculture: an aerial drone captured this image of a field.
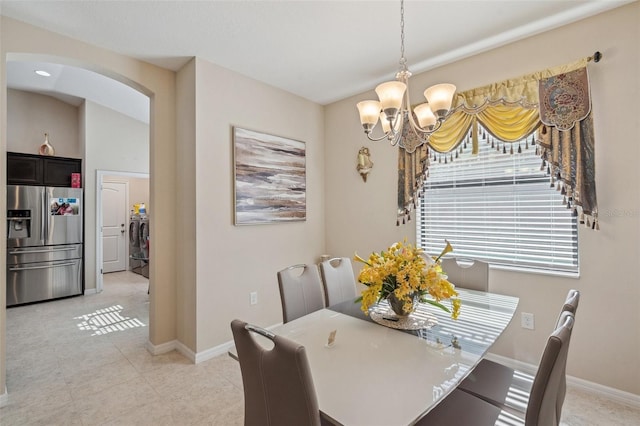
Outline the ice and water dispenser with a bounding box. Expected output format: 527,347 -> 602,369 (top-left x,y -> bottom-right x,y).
7,210 -> 32,240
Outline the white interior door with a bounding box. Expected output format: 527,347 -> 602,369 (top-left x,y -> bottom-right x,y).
102,181 -> 128,273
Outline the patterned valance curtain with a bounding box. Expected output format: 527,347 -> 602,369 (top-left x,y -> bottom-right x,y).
538,65 -> 598,229
398,55 -> 599,229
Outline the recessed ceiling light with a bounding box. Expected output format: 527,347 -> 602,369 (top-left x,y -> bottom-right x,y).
35,70 -> 51,77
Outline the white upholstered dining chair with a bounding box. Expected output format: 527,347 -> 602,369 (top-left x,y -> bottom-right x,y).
319,257 -> 357,307
441,257 -> 489,291
277,264 -> 325,323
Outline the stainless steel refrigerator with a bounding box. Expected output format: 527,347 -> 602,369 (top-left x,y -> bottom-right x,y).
6,185 -> 83,306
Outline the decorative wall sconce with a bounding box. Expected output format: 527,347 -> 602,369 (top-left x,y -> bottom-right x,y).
356,147 -> 373,182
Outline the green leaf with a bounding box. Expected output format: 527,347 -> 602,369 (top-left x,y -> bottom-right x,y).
421,298 -> 451,313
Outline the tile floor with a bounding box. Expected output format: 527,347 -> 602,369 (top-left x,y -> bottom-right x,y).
1,271 -> 639,425
2,271 -> 243,426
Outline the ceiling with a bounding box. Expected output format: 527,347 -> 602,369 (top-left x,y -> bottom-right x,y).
0,0 -> 632,122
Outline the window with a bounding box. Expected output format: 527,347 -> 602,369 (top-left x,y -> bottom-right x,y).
417,131 -> 578,274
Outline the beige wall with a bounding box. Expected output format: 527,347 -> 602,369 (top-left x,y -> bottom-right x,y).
190,58 -> 325,352
1,16 -> 177,396
175,59 -> 197,350
7,89 -> 80,157
128,177 -> 149,210
325,3 -> 640,394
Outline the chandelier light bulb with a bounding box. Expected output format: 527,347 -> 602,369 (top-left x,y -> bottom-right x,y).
375,80 -> 406,118
413,103 -> 437,130
424,83 -> 457,119
357,100 -> 382,131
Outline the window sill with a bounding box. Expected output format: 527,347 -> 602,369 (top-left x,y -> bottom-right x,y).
489,263 -> 580,279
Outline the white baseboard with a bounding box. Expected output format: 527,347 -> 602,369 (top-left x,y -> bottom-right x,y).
145,339 -> 178,355
144,321 -> 284,365
486,352 -> 640,409
485,353 -> 538,374
84,288 -> 98,295
174,341 -> 196,362
191,322 -> 283,364
144,338 -> 233,364
194,341 -> 236,364
0,386 -> 8,407
568,375 -> 640,409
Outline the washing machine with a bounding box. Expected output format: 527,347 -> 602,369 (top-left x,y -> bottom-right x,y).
129,213 -> 142,274
139,215 -> 150,278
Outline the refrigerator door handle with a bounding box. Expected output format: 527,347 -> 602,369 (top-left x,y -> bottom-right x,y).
9,262 -> 76,271
8,247 -> 77,255
41,188 -> 47,245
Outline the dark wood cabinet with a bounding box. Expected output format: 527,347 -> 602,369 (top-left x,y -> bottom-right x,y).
43,157 -> 82,187
7,152 -> 82,187
6,153 -> 43,185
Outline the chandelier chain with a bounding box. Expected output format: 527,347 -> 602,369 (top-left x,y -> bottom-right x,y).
399,0 -> 407,71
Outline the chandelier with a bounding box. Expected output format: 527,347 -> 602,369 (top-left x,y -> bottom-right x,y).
356,0 -> 456,151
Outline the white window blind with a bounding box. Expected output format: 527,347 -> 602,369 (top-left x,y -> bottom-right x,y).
417,135 -> 578,274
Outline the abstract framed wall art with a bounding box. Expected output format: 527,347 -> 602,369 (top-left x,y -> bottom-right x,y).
233,127 -> 306,225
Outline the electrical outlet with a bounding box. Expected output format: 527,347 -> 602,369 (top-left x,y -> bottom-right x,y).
521,312 -> 535,330
250,292 -> 258,305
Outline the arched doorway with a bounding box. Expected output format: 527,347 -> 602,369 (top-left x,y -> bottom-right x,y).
1,15 -> 180,398
6,57 -> 151,294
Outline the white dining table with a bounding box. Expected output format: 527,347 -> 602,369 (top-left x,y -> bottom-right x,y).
230,289 -> 519,426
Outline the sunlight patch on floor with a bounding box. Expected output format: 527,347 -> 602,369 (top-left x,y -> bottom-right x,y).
74,304 -> 146,336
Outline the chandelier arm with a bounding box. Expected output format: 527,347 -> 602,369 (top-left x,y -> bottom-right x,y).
410,114 -> 445,135
386,113 -> 404,145
403,94 -> 427,145
397,70 -> 441,136
365,114 -> 403,142
366,132 -> 395,142
372,111 -> 404,141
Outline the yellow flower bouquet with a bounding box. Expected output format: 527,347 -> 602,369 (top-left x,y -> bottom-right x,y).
354,240 -> 461,319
